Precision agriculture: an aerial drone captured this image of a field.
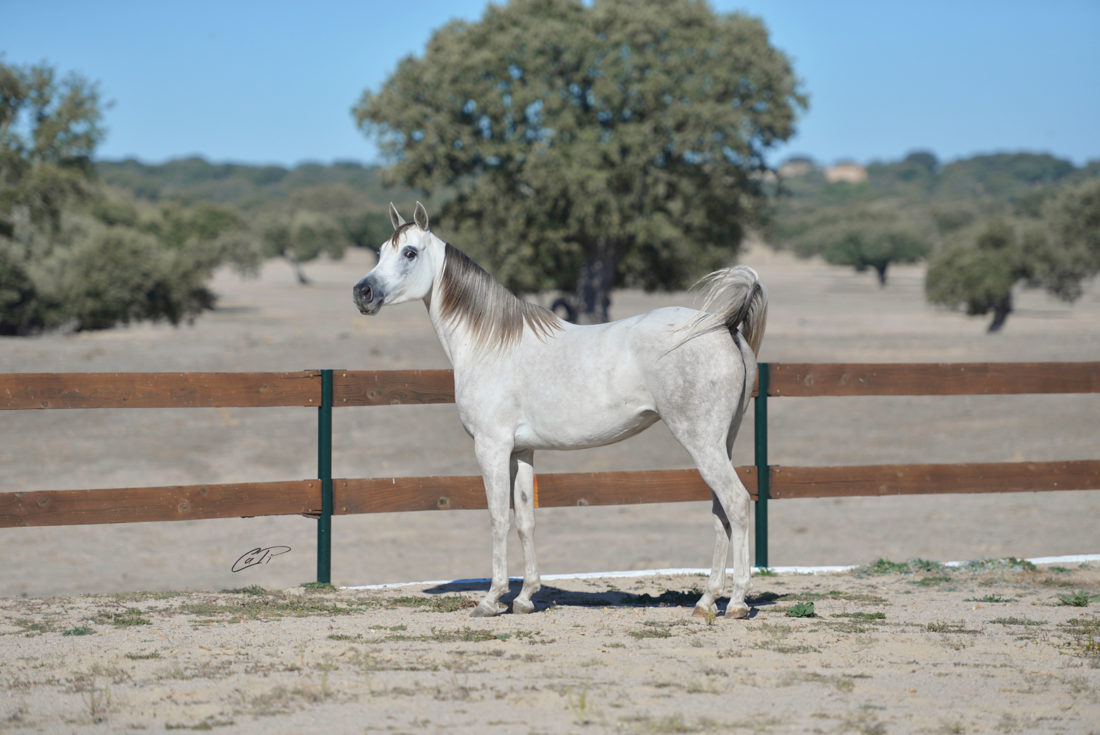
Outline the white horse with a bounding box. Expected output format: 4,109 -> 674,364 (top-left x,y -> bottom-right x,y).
354,202 -> 767,619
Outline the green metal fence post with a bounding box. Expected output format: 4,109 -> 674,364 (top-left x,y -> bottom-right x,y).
753,362 -> 770,569
317,369 -> 334,585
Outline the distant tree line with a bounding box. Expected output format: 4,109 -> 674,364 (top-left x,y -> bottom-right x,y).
769,151 -> 1100,330
1,59 -> 421,335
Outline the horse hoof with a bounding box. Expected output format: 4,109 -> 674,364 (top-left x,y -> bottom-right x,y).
725,603 -> 751,619
512,599 -> 535,615
470,602 -> 505,618
692,604 -> 717,618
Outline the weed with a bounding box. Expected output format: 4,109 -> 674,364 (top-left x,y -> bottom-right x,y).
834,611 -> 885,620
1057,590 -> 1097,607
786,601 -> 817,618
124,652 -> 161,660
63,625 -> 95,636
566,686 -> 594,726
755,567 -> 777,577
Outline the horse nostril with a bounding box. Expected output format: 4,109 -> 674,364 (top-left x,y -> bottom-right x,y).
361,284 -> 372,303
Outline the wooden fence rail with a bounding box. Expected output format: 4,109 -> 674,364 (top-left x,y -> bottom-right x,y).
2,362 -> 1098,579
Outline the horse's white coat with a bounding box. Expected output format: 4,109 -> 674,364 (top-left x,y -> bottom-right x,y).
353,203 -> 767,618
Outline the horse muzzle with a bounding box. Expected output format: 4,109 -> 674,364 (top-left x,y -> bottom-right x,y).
353,277 -> 384,315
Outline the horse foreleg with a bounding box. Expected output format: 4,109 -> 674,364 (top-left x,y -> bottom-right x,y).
511,450 -> 540,614
471,437 -> 512,618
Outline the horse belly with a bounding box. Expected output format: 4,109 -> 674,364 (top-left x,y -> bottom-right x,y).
512,335 -> 659,450
514,404 -> 660,450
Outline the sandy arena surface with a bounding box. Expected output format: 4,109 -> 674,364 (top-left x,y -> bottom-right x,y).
1,242 -> 1098,732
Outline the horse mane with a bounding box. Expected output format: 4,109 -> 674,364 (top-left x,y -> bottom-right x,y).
438,243 -> 562,351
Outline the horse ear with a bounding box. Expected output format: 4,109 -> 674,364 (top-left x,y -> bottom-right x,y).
389,203 -> 405,231
413,201 -> 429,231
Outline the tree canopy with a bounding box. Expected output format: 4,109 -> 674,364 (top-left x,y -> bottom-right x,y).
354,0 -> 806,321
925,179 -> 1100,331
0,59 -> 260,335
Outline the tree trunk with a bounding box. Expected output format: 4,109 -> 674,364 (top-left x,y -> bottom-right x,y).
987,293 -> 1012,332
874,263 -> 888,287
573,237 -> 616,324
285,253 -> 311,285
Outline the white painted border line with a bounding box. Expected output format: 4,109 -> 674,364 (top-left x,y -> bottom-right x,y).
341,553 -> 1100,591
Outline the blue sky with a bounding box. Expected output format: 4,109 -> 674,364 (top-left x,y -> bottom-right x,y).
5,0 -> 1098,168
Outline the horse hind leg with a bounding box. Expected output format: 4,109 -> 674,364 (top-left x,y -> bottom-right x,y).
692,497 -> 730,619
511,450 -> 540,614
689,446 -> 753,620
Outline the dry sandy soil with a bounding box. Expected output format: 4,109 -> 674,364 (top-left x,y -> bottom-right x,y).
1,242 -> 1098,732
1,564 -> 1098,733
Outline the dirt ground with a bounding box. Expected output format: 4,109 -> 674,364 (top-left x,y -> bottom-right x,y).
1,240 -> 1098,732
1,563 -> 1098,733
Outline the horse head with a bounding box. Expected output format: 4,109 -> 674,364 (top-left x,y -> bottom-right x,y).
353,201 -> 440,315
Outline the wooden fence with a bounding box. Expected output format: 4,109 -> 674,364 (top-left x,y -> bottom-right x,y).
1,363 -> 1098,581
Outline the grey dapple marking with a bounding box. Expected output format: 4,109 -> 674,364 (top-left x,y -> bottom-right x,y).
353,202 -> 767,618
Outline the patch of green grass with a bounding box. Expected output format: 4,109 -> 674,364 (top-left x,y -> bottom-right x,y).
754,567 -> 777,577
166,717 -> 236,731
424,626 -> 505,643
925,622 -> 980,634
858,558 -> 947,576
912,575 -> 953,587
220,585 -> 268,595
630,622 -> 674,639
990,617 -> 1046,627
387,595 -> 477,613
860,558 -> 909,575
9,618 -> 57,636
785,601 -> 817,618
179,590 -> 374,621
95,608 -> 151,628
124,652 -> 161,660
300,582 -> 336,591
62,626 -> 96,636
1056,590 -> 1098,607
1059,617 -> 1100,663
833,611 -> 885,621
964,557 -> 1037,572
966,594 -> 1016,603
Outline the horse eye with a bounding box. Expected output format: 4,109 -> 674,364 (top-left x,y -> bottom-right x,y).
403,247 -> 418,261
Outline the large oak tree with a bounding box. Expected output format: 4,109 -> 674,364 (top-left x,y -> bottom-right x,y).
354,0 -> 805,322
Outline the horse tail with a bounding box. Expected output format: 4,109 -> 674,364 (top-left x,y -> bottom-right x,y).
695,266 -> 768,356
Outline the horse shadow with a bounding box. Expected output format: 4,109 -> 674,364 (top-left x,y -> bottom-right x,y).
421,579 -> 783,619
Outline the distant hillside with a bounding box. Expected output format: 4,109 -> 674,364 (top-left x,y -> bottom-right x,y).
769,151 -> 1100,251
95,157 -> 427,212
